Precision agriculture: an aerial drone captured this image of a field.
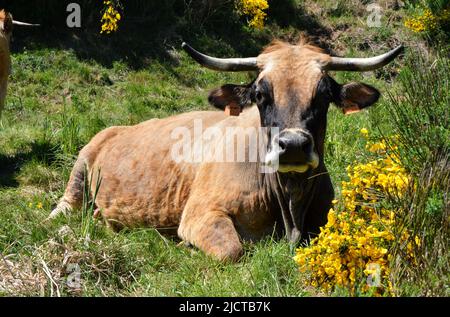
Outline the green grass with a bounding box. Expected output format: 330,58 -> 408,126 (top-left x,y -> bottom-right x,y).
1,207 -> 308,296
0,1 -> 447,297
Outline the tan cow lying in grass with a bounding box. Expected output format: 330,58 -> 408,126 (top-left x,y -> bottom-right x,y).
51,39 -> 402,261
0,9 -> 39,118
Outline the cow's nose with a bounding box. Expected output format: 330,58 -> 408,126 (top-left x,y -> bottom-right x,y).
277,132 -> 313,164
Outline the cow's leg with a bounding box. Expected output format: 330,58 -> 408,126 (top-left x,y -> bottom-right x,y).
0,79 -> 7,118
48,155 -> 88,219
302,173 -> 334,240
48,126 -> 122,220
178,209 -> 242,262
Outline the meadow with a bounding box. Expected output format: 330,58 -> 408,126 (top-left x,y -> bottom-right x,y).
0,0 -> 448,296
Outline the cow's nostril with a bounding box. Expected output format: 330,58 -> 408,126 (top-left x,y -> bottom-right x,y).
278,138 -> 288,151
302,137 -> 312,153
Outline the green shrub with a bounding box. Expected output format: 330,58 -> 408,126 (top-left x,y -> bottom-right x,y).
404,0 -> 450,44
382,46 -> 449,296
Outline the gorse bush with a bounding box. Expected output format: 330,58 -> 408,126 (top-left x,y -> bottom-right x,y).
236,0 -> 269,29
294,135 -> 412,296
99,0 -> 270,33
404,0 -> 450,43
100,0 -> 122,34
404,8 -> 450,33
295,46 -> 449,297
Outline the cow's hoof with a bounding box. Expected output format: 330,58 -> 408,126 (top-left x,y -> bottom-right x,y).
93,208 -> 101,218
217,245 -> 243,263
177,241 -> 193,248
46,200 -> 72,221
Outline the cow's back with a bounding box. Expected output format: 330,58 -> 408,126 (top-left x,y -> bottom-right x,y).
86,111 -> 227,230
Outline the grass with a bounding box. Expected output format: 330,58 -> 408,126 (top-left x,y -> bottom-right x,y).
0,1 -> 448,296
1,198 -> 308,296
384,47 -> 449,296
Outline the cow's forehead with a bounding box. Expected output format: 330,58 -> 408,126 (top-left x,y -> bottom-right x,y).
256,42 -> 331,108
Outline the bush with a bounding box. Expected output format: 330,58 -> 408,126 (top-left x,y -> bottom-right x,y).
404,1 -> 450,43
100,0 -> 122,34
384,46 -> 449,296
236,0 -> 269,29
294,136 -> 410,296
294,46 -> 449,297
97,0 -> 270,33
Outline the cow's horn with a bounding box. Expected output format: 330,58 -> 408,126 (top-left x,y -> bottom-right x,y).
182,42 -> 258,72
325,45 -> 404,71
12,20 -> 40,26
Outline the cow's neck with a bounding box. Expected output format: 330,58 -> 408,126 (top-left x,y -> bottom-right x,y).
263,166 -> 320,244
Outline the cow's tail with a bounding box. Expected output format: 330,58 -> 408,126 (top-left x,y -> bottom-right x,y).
47,154 -> 89,220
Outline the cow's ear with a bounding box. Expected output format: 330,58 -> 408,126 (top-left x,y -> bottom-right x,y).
208,83 -> 253,111
0,10 -> 13,34
333,82 -> 380,115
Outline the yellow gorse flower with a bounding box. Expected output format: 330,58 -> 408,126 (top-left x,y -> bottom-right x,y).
294,132 -> 417,296
404,8 -> 450,33
236,0 -> 269,30
28,202 -> 44,209
100,0 -> 122,34
360,128 -> 369,137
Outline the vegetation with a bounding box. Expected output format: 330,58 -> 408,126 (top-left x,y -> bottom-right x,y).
100,1 -> 270,32
295,41 -> 449,297
403,0 -> 450,46
404,8 -> 449,33
0,0 -> 448,296
100,0 -> 122,34
235,0 -> 269,29
294,137 -> 410,296
386,47 -> 449,296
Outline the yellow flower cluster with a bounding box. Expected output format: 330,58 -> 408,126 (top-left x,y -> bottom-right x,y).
404,8 -> 450,33
294,130 -> 411,296
28,202 -> 43,209
236,0 -> 269,29
100,0 -> 122,34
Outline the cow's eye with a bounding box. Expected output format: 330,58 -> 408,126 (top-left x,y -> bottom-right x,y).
255,91 -> 264,103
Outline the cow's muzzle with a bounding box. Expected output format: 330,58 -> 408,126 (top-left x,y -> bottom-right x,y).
265,129 -> 319,173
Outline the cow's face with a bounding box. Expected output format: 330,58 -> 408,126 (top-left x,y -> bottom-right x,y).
0,10 -> 13,42
183,40 -> 402,173
208,41 -> 380,173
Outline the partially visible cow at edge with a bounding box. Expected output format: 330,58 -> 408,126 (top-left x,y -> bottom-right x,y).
0,9 -> 39,118
50,39 -> 403,261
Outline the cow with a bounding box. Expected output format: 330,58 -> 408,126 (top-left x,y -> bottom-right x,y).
0,9 -> 39,118
50,39 -> 402,261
